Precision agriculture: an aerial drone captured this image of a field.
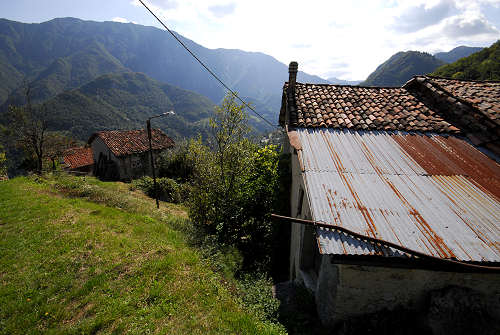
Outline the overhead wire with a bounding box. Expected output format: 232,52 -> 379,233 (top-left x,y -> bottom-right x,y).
137,0 -> 277,129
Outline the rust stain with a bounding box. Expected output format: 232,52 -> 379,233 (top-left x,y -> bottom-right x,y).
359,138 -> 457,259
321,131 -> 379,238
440,136 -> 500,200
392,134 -> 463,175
316,237 -> 323,254
431,176 -> 500,255
379,209 -> 404,246
456,241 -> 472,260
395,133 -> 500,199
324,185 -> 342,226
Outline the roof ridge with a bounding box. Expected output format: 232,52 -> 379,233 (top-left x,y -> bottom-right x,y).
412,76 -> 500,127
292,82 -> 404,89
422,75 -> 500,84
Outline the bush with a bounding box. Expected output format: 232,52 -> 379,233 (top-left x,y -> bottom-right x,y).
134,176 -> 188,204
237,273 -> 280,322
158,139 -> 195,182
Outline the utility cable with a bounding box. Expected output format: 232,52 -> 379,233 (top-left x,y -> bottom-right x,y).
137,0 -> 277,129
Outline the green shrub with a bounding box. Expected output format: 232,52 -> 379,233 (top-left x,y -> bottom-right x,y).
237,273 -> 280,322
134,176 -> 188,204
36,173 -> 134,210
158,139 -> 195,182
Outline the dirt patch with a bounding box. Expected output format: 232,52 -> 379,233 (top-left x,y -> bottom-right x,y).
64,302 -> 95,325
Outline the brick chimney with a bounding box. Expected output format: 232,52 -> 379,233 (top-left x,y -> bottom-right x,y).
288,61 -> 298,90
284,61 -> 298,127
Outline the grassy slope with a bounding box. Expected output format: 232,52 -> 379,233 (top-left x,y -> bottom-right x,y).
0,175 -> 284,334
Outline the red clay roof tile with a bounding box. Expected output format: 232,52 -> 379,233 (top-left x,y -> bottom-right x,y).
63,147 -> 94,170
282,82 -> 458,133
88,129 -> 174,157
412,76 -> 500,126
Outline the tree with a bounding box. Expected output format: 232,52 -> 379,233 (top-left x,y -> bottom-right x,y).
6,86 -> 76,173
44,132 -> 77,170
188,93 -> 281,271
0,144 -> 7,179
7,86 -> 49,174
189,94 -> 254,238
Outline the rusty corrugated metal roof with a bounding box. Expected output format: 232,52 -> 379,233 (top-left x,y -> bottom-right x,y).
296,128 -> 500,263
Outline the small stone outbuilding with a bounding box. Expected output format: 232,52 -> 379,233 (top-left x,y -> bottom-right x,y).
62,147 -> 94,174
88,129 -> 174,181
280,62 -> 500,329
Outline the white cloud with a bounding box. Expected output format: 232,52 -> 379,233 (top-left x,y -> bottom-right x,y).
132,0 -> 500,80
112,17 -> 138,24
391,0 -> 457,33
208,3 -> 236,18
442,14 -> 498,38
112,17 -> 129,23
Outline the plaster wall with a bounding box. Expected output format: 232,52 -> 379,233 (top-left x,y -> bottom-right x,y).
121,152 -> 153,180
288,143 -> 316,284
91,137 -> 165,180
315,258 -> 500,326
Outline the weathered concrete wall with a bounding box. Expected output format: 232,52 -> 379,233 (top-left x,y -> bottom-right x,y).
91,137 -> 165,180
288,141 -> 318,287
91,137 -> 125,179
120,152 -> 153,180
315,258 -> 500,327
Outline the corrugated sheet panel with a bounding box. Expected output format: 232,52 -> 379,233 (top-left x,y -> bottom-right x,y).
297,128 -> 500,263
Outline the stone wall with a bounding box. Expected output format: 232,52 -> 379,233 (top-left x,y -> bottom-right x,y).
315,258 -> 500,330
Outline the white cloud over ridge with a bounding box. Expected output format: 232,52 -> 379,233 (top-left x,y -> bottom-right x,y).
112,17 -> 137,24
134,0 -> 500,80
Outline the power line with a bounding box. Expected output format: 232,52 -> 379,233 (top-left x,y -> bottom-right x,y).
137,0 -> 277,129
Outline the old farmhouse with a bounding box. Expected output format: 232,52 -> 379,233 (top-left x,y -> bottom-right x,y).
88,129 -> 174,181
280,62 -> 500,327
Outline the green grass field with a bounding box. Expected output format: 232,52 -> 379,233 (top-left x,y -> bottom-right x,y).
0,175 -> 285,334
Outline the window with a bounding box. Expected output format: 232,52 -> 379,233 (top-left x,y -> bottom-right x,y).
297,188 -> 304,217
131,156 -> 142,169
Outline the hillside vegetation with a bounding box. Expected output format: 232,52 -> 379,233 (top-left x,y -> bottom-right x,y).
431,40 -> 500,80
361,51 -> 445,87
0,175 -> 285,334
434,46 -> 483,63
0,17 -> 328,130
40,72 -> 215,141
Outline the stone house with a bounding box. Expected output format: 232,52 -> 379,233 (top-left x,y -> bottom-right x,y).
280,62 -> 500,328
62,147 -> 94,174
88,129 -> 174,181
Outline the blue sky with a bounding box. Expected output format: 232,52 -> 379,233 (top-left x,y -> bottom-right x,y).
1,0 -> 500,80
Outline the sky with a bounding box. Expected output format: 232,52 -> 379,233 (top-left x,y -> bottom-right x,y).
1,0 -> 499,81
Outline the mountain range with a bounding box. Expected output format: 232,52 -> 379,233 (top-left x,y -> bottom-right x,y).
0,17 -> 493,144
327,77 -> 362,85
432,41 -> 500,80
360,46 -> 484,87
0,17 -> 329,141
434,46 -> 483,64
360,51 -> 445,87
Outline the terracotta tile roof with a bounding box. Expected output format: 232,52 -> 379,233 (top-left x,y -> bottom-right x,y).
403,76 -> 500,155
281,82 -> 460,133
88,129 -> 174,157
63,147 -> 94,169
410,76 -> 500,125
